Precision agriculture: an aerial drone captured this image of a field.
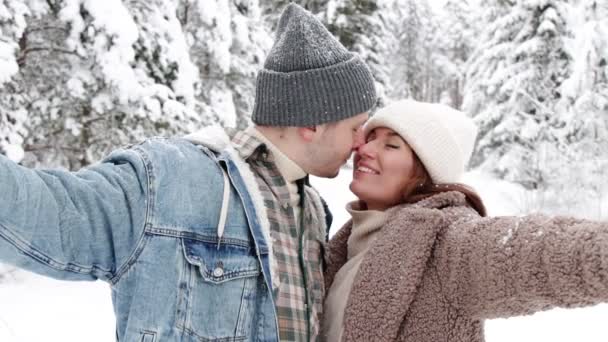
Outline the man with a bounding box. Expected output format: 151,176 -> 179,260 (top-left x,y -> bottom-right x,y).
0,3 -> 376,341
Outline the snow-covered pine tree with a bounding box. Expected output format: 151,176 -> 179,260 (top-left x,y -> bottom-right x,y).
1,0 -> 270,168
559,0 -> 608,122
433,0 -> 478,108
0,0 -> 32,162
179,0 -> 270,129
553,0 -> 608,213
464,0 -> 573,190
1,0 -> 204,168
328,0 -> 390,106
415,0 -> 443,103
385,0 -> 426,101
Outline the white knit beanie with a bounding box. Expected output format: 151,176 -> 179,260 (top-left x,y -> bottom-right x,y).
363,99 -> 477,183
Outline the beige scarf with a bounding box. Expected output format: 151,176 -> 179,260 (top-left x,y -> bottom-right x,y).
323,201 -> 388,341
251,127 -> 306,213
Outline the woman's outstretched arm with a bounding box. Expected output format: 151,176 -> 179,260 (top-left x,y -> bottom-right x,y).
437,213 -> 608,319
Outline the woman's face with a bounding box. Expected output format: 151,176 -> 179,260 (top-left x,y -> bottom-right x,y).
350,127 -> 416,211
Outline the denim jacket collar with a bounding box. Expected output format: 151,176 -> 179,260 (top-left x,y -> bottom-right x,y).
184,125 -> 279,289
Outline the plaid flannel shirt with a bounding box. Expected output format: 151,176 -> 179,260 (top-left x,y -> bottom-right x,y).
231,128 -> 326,342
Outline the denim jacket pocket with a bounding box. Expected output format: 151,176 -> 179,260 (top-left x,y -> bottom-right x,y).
176,237 -> 261,341
182,238 -> 260,283
140,330 -> 156,342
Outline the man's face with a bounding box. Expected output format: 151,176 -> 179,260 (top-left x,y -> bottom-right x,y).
307,112 -> 369,178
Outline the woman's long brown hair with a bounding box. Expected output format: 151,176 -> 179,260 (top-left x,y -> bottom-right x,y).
401,153 -> 487,217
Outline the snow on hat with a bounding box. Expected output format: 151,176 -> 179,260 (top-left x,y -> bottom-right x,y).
252,3 -> 377,126
364,99 -> 478,183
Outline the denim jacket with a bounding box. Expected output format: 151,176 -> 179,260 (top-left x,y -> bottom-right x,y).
0,126 -> 328,341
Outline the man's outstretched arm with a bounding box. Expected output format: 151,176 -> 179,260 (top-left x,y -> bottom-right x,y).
0,146 -> 149,283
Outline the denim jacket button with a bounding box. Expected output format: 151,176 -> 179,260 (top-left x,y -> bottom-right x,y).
213,266 -> 224,277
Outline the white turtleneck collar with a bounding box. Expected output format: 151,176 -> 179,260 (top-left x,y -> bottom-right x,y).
345,201 -> 388,259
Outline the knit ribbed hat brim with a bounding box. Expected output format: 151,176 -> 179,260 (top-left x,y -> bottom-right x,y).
254,56 -> 376,126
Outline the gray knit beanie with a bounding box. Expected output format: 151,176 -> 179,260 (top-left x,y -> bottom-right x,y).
252,3 -> 377,126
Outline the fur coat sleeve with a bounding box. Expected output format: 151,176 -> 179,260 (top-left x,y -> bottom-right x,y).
436,212 -> 608,319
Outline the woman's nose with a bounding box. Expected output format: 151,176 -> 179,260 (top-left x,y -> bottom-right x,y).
357,140 -> 376,158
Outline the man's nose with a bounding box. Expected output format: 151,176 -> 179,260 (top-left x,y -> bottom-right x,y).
353,129 -> 365,150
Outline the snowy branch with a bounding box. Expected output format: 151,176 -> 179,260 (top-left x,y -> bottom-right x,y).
17,46 -> 84,67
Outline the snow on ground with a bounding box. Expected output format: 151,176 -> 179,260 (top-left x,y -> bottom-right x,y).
0,272 -> 114,342
0,167 -> 607,341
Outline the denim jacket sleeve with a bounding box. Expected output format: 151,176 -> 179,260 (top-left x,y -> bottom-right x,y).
0,146 -> 149,282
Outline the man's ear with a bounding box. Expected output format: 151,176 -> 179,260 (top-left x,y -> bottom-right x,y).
297,126 -> 318,142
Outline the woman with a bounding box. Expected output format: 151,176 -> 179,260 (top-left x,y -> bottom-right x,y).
323,99 -> 608,342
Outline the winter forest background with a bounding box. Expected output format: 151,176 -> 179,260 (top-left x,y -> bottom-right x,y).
1,0 -> 607,210
1,0 -> 608,340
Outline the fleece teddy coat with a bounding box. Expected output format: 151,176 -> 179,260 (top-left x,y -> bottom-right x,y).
324,191 -> 608,342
